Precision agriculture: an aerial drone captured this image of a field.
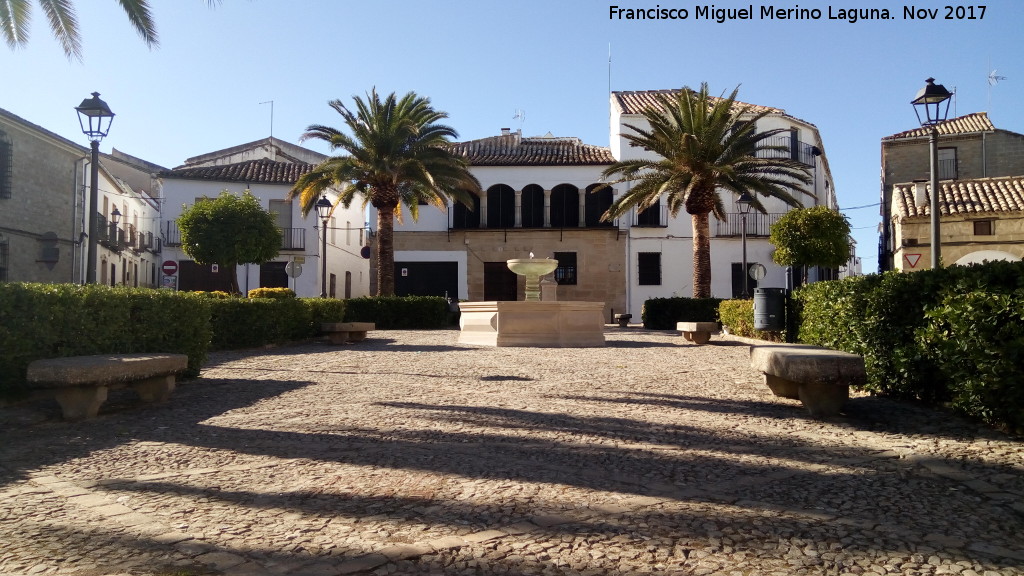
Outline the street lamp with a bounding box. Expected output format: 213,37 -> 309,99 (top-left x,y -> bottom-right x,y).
737,191 -> 754,298
315,195 -> 333,297
911,77 -> 953,269
76,92 -> 115,284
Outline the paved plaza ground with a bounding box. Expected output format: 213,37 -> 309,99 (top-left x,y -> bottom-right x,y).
1,328 -> 1023,576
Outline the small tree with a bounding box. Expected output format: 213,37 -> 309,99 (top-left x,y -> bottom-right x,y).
177,190 -> 282,294
769,206 -> 852,282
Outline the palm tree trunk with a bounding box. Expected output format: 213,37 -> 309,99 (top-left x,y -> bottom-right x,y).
692,212 -> 712,298
376,205 -> 396,296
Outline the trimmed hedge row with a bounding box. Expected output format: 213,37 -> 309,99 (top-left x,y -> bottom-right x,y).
642,297 -> 723,329
344,295 -> 451,329
208,296 -> 345,350
717,299 -> 784,342
0,284 -> 212,398
795,260 -> 1024,432
0,284 -> 349,399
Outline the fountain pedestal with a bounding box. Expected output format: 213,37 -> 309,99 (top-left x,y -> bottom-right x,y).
458,301 -> 606,347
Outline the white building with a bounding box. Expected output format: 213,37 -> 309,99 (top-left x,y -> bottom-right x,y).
374,87 -> 849,318
611,90 -> 842,314
158,138 -> 370,298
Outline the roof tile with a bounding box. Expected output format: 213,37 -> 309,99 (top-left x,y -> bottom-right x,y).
883,112 -> 995,140
894,175 -> 1024,219
159,158 -> 313,184
450,133 -> 614,166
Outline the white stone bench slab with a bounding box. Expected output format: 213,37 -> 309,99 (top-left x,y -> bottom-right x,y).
26,353 -> 189,420
677,321 -> 720,345
321,322 -> 376,344
749,344 -> 866,417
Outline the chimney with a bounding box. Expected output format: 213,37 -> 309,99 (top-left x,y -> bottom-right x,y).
501,127 -> 511,136
912,180 -> 927,210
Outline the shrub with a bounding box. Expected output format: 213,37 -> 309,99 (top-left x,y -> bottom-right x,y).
795,260 -> 1024,430
641,297 -> 722,330
0,284 -> 211,398
248,287 -> 296,299
208,297 -> 345,350
343,296 -> 449,329
718,299 -> 786,342
919,291 -> 1024,433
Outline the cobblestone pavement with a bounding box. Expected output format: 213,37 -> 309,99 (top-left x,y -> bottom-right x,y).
1,329 -> 1023,576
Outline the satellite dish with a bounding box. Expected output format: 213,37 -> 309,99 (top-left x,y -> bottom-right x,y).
360,246 -> 371,259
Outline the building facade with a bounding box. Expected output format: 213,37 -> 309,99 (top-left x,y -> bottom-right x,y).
157,138 -> 371,298
611,90 -> 840,314
880,112 -> 1024,271
378,88 -> 844,318
381,130 -> 627,319
0,108 -> 162,286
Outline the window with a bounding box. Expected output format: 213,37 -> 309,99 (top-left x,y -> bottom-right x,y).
0,131 -> 11,199
554,252 -> 577,285
938,148 -> 957,180
973,220 -> 993,236
637,252 -> 661,285
486,184 -> 516,229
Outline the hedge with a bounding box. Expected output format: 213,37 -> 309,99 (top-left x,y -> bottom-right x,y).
343,295 -> 450,329
795,260 -> 1024,432
0,284 -> 211,398
641,297 -> 723,330
208,297 -> 345,350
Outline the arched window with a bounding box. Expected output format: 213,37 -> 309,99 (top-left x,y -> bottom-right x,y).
451,193 -> 481,229
486,184 -> 516,229
585,183 -> 613,227
521,184 -> 545,228
550,184 -> 579,228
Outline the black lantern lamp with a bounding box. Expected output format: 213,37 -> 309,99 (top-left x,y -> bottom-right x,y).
911,78 -> 952,269
736,192 -> 754,299
911,78 -> 953,127
75,92 -> 115,141
76,92 -> 115,284
315,196 -> 333,297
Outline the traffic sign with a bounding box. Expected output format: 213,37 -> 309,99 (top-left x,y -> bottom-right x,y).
904,254 -> 922,268
161,260 -> 178,275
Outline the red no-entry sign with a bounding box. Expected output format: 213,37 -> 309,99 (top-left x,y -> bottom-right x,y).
161,260 -> 178,275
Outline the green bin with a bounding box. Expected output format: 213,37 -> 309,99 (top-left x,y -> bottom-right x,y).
753,288 -> 786,331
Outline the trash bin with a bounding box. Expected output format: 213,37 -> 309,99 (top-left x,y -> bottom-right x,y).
753,287 -> 787,331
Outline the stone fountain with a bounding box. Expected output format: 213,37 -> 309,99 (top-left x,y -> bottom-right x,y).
458,255 -> 606,347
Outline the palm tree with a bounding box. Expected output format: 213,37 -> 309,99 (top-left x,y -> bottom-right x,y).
289,89 -> 481,297
1,0 -> 217,61
599,84 -> 813,298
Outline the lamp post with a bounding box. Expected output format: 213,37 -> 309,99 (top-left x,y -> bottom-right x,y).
737,191 -> 754,298
911,77 -> 953,269
75,92 -> 115,284
315,195 -> 333,297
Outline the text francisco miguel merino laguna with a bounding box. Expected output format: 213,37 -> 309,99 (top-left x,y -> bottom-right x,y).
608,5 -> 987,24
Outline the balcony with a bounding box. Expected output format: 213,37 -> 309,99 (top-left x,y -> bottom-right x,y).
715,212 -> 784,237
756,135 -> 820,167
163,221 -> 182,247
634,204 -> 668,227
163,222 -> 305,251
280,228 -> 305,251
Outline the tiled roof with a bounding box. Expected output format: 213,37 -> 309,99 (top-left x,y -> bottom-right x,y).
894,175 -> 1024,219
613,89 -> 784,116
883,112 -> 995,140
159,158 -> 314,184
450,133 -> 614,166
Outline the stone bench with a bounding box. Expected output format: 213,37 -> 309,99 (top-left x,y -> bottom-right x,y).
321,322 -> 375,344
749,344 -> 867,417
677,321 -> 719,345
613,313 -> 632,328
26,353 -> 189,420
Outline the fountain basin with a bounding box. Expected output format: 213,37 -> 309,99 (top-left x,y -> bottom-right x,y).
506,258 -> 558,277
458,301 -> 606,348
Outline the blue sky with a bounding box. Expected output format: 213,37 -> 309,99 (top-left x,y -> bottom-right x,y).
2,0 -> 1022,271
